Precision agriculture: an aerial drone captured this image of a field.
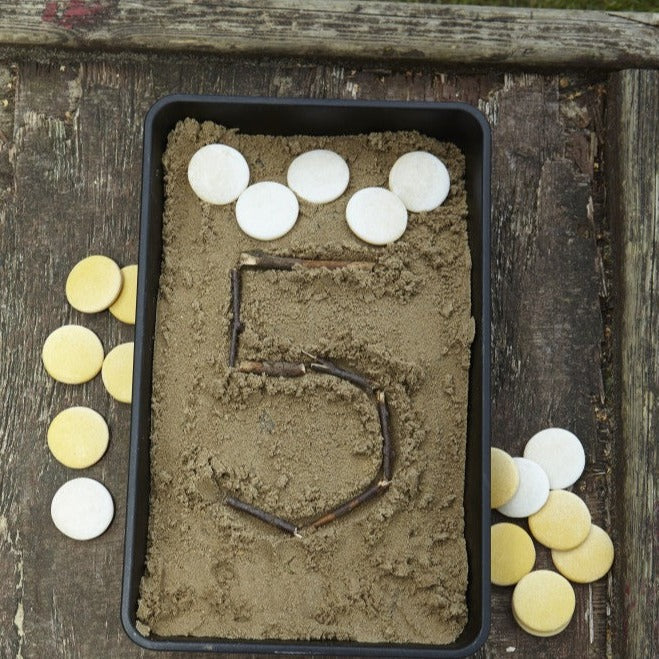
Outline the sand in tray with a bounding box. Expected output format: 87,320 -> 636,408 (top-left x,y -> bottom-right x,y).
137,118 -> 473,644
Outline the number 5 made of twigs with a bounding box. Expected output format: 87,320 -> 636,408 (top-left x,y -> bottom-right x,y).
222,250 -> 393,537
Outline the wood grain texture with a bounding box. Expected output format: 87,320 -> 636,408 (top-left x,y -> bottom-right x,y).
0,1 -> 657,69
608,68 -> 658,659
0,60 -> 22,659
482,73 -> 611,658
0,50 -> 614,657
2,58 -> 146,659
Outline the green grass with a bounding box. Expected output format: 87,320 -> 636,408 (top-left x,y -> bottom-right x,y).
394,1 -> 657,10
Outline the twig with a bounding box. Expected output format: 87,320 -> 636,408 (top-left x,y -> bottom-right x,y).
307,480 -> 390,530
309,359 -> 375,394
225,496 -> 301,538
239,250 -> 375,272
377,389 -> 393,481
237,360 -> 306,377
223,256 -> 396,534
229,268 -> 243,367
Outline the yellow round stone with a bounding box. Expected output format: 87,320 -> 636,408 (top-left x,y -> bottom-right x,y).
513,609 -> 572,637
109,264 -> 138,324
47,407 -> 109,469
42,325 -> 104,384
528,490 -> 591,550
552,524 -> 614,583
66,255 -> 122,313
491,522 -> 536,586
102,342 -> 134,403
491,447 -> 519,508
512,569 -> 575,635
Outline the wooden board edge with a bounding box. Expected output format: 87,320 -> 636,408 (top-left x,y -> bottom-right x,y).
607,68 -> 658,659
0,2 -> 656,69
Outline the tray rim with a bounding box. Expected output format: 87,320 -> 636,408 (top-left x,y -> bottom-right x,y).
121,93 -> 491,657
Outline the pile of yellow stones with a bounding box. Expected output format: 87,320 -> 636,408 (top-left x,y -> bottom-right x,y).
41,255 -> 137,541
490,428 -> 614,637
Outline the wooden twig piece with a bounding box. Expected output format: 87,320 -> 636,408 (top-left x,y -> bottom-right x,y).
225,496 -> 301,538
239,250 -> 375,272
225,252 -> 395,534
309,359 -> 375,393
229,268 -> 243,367
377,389 -> 393,481
237,360 -> 306,377
307,480 -> 390,530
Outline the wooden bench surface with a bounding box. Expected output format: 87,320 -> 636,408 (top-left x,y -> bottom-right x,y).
0,2 -> 656,658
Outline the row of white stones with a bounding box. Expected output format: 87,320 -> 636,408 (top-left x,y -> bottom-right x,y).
187,145 -> 450,245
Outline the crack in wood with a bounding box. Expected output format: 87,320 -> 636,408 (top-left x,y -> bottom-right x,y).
0,515 -> 25,658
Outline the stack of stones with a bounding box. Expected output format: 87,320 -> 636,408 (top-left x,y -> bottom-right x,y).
490,428 -> 614,637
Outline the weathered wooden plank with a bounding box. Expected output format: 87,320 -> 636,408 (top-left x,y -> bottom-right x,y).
1,58 -> 143,659
608,68 -> 658,659
0,62 -> 13,204
0,48 -> 615,656
0,1 -> 657,69
0,51 -> 489,659
481,73 -> 610,657
0,59 -> 22,659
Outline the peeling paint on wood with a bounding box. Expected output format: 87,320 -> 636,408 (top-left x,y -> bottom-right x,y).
41,0 -> 115,30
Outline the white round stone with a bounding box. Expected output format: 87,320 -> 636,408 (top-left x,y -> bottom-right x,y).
235,181 -> 299,241
388,151 -> 450,212
497,457 -> 550,518
345,187 -> 408,245
51,478 -> 114,540
286,149 -> 350,204
187,144 -> 250,205
524,428 -> 586,489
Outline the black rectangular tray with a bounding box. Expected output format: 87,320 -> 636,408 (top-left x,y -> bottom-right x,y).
122,94 -> 491,657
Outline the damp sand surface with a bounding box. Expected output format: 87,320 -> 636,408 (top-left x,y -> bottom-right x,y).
137,119 -> 474,644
